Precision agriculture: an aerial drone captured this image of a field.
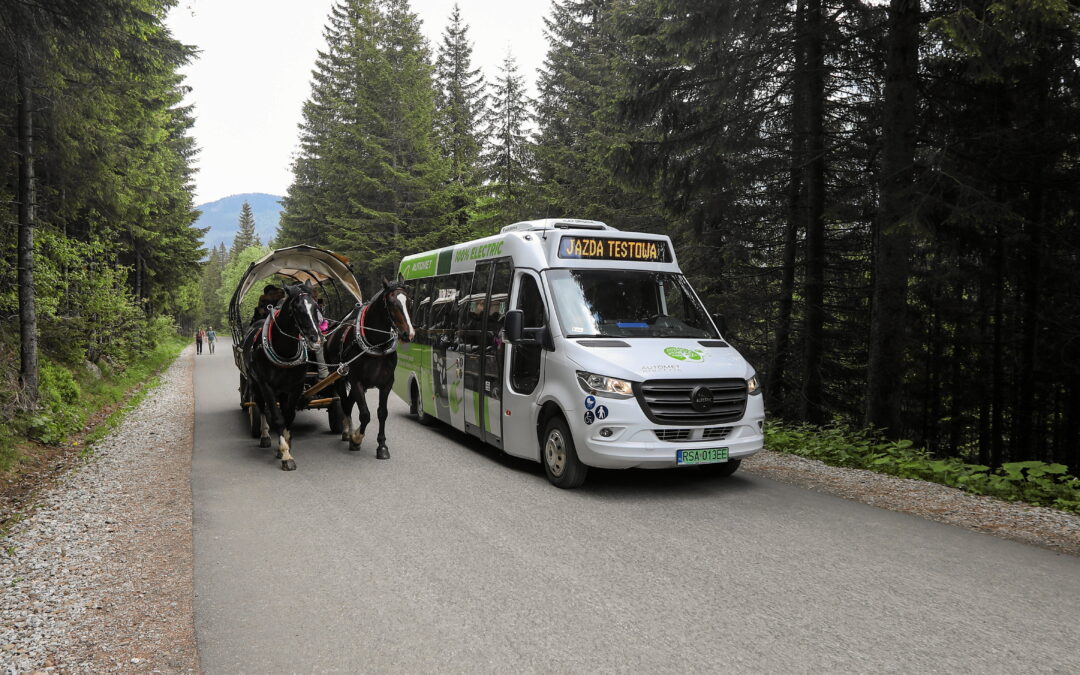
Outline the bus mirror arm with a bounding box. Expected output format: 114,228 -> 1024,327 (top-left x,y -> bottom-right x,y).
525,326 -> 553,351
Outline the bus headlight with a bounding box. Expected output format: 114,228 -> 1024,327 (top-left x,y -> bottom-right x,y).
576,371 -> 635,399
747,375 -> 761,396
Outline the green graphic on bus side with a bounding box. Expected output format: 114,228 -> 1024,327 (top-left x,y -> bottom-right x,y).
454,240 -> 504,263
400,253 -> 438,280
664,346 -> 704,362
437,249 -> 453,275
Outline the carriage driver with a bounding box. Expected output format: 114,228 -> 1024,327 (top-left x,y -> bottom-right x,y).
250,284 -> 286,325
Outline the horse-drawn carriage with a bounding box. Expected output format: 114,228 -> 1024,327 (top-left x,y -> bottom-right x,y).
228,244 -> 414,470
228,245 -> 363,441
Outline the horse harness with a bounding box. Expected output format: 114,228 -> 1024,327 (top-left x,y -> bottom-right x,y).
256,288 -> 403,372
256,306 -> 312,368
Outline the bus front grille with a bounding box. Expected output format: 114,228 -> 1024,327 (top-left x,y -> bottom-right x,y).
634,379 -> 747,425
654,427 -> 733,442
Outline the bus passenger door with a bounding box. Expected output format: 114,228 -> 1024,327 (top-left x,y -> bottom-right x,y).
481,260 -> 512,448
462,261 -> 493,440
432,274 -> 464,428
502,270 -> 547,461
444,280 -> 466,429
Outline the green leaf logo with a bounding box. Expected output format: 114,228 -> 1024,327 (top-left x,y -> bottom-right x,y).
664,347 -> 704,362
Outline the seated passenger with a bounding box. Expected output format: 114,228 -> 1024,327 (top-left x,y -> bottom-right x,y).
250,284 -> 285,325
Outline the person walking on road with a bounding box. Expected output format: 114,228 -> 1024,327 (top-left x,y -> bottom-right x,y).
195,328 -> 205,355
206,327 -> 217,354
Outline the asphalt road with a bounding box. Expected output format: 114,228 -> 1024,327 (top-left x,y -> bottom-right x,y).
193,342 -> 1080,673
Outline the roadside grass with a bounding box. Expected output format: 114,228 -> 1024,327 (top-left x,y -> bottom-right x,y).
764,422 -> 1080,514
0,335 -> 187,476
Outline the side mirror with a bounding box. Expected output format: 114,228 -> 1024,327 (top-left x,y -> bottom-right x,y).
505,309 -> 524,343
712,313 -> 727,335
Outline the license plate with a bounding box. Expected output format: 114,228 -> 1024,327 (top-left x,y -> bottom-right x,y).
677,447 -> 729,465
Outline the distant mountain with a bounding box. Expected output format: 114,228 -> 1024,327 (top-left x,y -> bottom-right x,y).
195,193 -> 283,253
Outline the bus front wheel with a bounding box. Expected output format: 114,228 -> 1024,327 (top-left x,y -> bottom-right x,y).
701,458 -> 741,478
542,416 -> 588,489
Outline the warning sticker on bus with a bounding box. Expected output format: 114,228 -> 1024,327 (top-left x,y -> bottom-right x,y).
558,236 -> 672,263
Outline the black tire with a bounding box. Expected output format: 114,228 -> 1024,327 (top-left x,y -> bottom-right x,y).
327,399 -> 345,434
541,416 -> 588,489
414,382 -> 438,426
700,458 -> 741,478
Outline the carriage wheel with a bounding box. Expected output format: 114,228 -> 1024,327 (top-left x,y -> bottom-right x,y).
327,398 -> 345,434
248,404 -> 262,438
244,383 -> 262,438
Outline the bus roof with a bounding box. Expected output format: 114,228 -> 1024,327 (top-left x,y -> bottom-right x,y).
398,219 -> 681,280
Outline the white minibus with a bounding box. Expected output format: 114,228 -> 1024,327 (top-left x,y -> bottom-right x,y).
393,218 -> 764,488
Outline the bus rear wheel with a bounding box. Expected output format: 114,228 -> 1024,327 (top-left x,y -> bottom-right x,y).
542,416 -> 587,489
413,382 -> 437,426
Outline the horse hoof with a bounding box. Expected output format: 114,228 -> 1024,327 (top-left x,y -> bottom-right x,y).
348,442 -> 361,452
260,437 -> 271,448
376,446 -> 390,460
340,432 -> 349,442
281,459 -> 296,471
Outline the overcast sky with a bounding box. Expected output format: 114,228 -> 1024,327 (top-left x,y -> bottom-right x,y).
166,0 -> 551,205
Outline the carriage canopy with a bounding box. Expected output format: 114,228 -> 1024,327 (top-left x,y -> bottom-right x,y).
227,245 -> 363,345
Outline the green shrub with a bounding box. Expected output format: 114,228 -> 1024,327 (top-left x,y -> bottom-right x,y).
764,421 -> 1080,513
29,359 -> 87,445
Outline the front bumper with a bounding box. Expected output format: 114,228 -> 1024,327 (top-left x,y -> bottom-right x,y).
567,394 -> 765,469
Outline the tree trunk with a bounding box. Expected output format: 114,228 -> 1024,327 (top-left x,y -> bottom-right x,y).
16,52 -> 39,408
766,0 -> 808,418
990,232 -> 1004,467
799,0 -> 826,424
865,0 -> 919,434
1013,194 -> 1041,460
977,273 -> 991,466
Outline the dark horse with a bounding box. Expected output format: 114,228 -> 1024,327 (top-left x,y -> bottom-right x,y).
326,279 -> 415,459
242,280 -> 324,470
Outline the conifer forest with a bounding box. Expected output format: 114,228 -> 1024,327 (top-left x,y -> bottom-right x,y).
3,0 -> 1080,473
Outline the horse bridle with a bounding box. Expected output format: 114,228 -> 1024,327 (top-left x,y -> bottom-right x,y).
348,287 -> 407,357
260,289 -> 320,368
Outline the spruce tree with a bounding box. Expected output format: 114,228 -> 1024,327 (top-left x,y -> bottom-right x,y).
230,200 -> 260,257
434,4 -> 486,228
279,0 -> 448,285
479,53 -> 535,228
534,0 -> 664,231
0,0 -> 202,391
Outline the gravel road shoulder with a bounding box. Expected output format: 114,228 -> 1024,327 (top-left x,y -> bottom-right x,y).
742,450 -> 1080,556
1,347 -> 197,674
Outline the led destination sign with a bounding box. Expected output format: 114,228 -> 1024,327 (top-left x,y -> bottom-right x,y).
558,236 -> 672,263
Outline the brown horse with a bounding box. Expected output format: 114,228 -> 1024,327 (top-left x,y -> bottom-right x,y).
325,279 -> 414,459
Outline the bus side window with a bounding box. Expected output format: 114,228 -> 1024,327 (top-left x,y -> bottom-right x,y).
415,278 -> 433,343
449,272 -> 470,335
430,274 -> 460,345
510,272 -> 544,395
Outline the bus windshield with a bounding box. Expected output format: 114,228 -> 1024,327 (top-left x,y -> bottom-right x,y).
546,269 -> 720,339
